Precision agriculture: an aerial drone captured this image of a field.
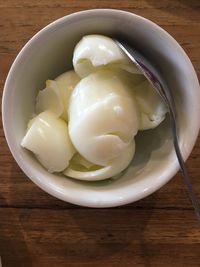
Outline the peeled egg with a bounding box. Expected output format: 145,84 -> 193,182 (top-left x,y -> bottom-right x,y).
55,70 -> 80,120
21,111 -> 75,172
64,141 -> 135,181
133,80 -> 168,130
68,70 -> 139,166
36,71 -> 80,121
21,33 -> 168,181
69,153 -> 96,170
73,34 -> 140,78
36,80 -> 63,117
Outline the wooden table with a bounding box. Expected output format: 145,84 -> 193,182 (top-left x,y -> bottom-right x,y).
0,1 -> 200,266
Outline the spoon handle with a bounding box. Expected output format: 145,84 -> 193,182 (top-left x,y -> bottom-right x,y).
153,77 -> 200,222
169,108 -> 200,222
116,40 -> 200,222
137,58 -> 200,223
146,68 -> 200,222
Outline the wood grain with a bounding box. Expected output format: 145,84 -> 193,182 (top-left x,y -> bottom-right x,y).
0,208 -> 200,267
0,1 -> 200,266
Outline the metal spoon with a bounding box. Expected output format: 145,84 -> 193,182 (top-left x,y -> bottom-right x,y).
116,40 -> 200,222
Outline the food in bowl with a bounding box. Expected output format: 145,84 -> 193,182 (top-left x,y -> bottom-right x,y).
21,34 -> 167,181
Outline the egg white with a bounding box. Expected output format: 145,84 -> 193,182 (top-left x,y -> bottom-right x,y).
133,80 -> 168,130
21,34 -> 167,181
73,35 -> 140,78
21,111 -> 75,172
64,141 -> 135,181
68,70 -> 139,166
36,71 -> 80,121
55,70 -> 80,120
36,80 -> 63,117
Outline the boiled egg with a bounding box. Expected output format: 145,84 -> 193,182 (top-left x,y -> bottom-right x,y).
73,34 -> 140,78
64,141 -> 134,181
133,80 -> 167,130
36,71 -> 80,121
21,111 -> 75,172
68,70 -> 139,166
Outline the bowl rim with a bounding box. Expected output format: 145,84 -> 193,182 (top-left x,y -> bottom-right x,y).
2,9 -> 200,208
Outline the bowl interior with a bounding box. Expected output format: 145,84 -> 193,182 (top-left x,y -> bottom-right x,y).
3,10 -> 200,207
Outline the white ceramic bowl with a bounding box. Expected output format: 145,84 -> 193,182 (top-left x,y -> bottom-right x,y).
2,9 -> 200,207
